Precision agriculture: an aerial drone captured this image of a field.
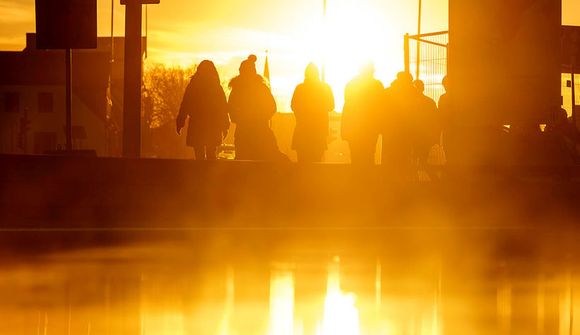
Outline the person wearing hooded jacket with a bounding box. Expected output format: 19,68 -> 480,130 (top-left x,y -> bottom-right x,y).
176,60 -> 229,160
412,79 -> 438,168
228,54 -> 281,161
341,63 -> 384,164
291,63 -> 335,163
381,71 -> 416,175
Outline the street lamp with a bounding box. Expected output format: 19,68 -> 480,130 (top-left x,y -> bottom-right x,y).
120,0 -> 159,158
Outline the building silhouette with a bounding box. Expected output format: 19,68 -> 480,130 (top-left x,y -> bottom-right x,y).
0,33 -> 146,156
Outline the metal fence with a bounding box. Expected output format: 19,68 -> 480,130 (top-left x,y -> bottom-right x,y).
404,31 -> 448,104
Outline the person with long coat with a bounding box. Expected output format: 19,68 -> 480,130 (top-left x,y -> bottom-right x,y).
176,60 -> 229,160
291,63 -> 335,162
412,79 -> 438,167
228,55 -> 281,161
381,72 -> 416,174
341,63 -> 384,164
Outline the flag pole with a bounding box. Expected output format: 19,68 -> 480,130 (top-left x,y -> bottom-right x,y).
110,0 -> 114,61
322,0 -> 327,82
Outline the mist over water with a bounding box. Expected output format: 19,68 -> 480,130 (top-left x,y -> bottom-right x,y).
2,220 -> 580,335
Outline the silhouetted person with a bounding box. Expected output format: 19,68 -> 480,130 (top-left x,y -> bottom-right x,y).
546,107 -> 575,136
437,75 -> 451,146
228,55 -> 281,160
176,60 -> 229,160
381,72 -> 416,175
546,106 -> 580,161
341,63 -> 384,164
291,63 -> 335,162
413,79 -> 438,167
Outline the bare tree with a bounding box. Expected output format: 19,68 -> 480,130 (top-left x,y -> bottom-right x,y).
144,63 -> 196,129
143,63 -> 196,158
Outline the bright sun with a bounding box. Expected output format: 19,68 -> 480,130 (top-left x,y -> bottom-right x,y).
155,0 -> 406,113
298,0 -> 404,111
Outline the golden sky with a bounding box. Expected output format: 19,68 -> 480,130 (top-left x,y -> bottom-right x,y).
1,0 -> 579,111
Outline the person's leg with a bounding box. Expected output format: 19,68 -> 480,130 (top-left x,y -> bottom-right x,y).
297,149 -> 323,163
362,145 -> 375,165
351,143 -> 375,165
348,143 -> 358,164
418,144 -> 429,169
349,143 -> 370,164
193,145 -> 205,160
206,145 -> 217,160
234,142 -> 248,160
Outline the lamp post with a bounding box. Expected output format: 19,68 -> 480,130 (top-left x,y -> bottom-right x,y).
322,0 -> 327,82
120,0 -> 159,158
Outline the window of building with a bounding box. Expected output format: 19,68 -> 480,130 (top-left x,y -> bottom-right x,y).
3,92 -> 19,113
38,92 -> 54,113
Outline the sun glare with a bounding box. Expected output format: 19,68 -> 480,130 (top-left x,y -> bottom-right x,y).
306,0 -> 403,111
151,0 -> 407,113
270,267 -> 295,335
321,257 -> 361,335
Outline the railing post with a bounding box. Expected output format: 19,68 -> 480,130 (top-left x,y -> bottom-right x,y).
404,33 -> 410,74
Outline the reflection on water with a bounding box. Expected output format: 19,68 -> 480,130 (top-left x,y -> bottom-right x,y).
219,266 -> 235,335
270,265 -> 294,335
1,236 -> 579,335
321,257 -> 360,335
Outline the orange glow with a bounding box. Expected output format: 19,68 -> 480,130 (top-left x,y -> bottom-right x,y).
321,257 -> 361,335
317,0 -> 400,110
269,266 -> 295,335
280,0 -> 411,111
144,0 -> 430,112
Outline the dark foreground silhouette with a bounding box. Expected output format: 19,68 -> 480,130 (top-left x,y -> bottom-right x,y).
341,63 -> 384,164
176,60 -> 229,160
174,57 -> 579,169
228,55 -> 287,161
291,63 -> 334,163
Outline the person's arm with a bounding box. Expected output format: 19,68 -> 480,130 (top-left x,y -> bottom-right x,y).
341,84 -> 352,140
324,84 -> 334,138
218,88 -> 230,138
291,85 -> 304,123
264,84 -> 277,119
227,87 -> 240,123
176,80 -> 193,134
291,85 -> 301,113
325,84 -> 335,113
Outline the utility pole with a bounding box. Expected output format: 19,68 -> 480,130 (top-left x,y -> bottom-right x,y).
416,0 -> 422,79
404,33 -> 410,74
121,0 -> 159,158
65,48 -> 73,151
322,0 -> 327,82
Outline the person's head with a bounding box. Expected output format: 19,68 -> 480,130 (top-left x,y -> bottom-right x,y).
413,79 -> 425,94
396,71 -> 414,86
358,61 -> 375,78
442,75 -> 449,92
239,54 -> 258,76
304,63 -> 320,82
555,107 -> 569,125
195,60 -> 219,83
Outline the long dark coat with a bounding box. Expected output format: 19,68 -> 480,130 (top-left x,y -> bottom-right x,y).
291,80 -> 334,153
341,75 -> 384,148
177,77 -> 229,147
228,75 -> 279,160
